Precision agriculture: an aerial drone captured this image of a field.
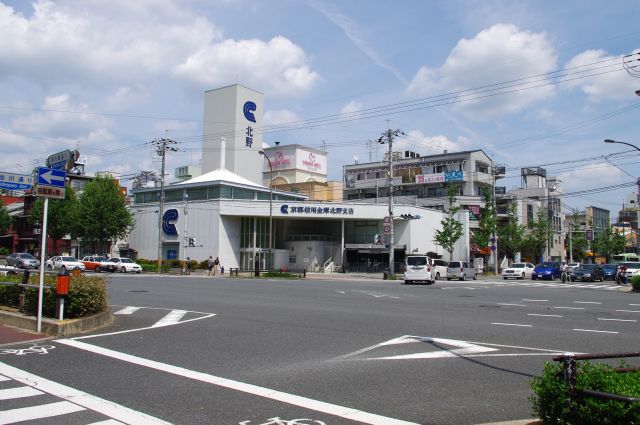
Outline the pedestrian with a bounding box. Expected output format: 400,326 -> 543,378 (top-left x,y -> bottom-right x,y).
185,257 -> 191,275
207,256 -> 214,276
213,257 -> 220,276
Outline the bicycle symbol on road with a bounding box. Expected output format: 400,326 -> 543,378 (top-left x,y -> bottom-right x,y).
239,418 -> 326,425
0,345 -> 55,356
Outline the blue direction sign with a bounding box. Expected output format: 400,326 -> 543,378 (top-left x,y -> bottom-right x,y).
35,167 -> 66,199
0,172 -> 34,191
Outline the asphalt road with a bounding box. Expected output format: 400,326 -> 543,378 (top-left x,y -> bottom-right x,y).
0,274 -> 638,425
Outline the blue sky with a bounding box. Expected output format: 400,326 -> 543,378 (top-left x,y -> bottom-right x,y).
0,0 -> 638,214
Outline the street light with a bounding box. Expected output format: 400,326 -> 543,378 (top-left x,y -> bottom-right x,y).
603,138 -> 640,254
258,150 -> 273,270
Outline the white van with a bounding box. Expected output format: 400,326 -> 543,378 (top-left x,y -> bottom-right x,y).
446,261 -> 476,281
431,259 -> 449,280
403,255 -> 434,285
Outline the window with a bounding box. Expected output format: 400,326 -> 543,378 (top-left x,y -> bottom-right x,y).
527,204 -> 534,223
187,188 -> 207,200
165,190 -> 183,202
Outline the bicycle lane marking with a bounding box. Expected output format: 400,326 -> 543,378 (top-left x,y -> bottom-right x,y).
57,339 -> 419,425
0,362 -> 171,424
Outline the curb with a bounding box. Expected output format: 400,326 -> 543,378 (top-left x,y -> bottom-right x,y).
0,308 -> 113,337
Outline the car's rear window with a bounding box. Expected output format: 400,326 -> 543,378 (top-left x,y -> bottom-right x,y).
407,257 -> 428,266
448,261 -> 461,267
61,257 -> 76,261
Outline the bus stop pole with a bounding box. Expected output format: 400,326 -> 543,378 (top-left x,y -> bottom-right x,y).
37,197 -> 49,333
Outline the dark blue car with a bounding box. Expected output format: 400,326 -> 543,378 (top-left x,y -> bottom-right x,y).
532,261 -> 562,280
602,264 -> 618,281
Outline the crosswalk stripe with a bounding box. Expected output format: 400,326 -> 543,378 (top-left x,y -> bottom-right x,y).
87,420 -> 126,425
0,375 -> 9,382
152,310 -> 188,328
114,306 -> 140,315
0,386 -> 43,400
0,401 -> 85,424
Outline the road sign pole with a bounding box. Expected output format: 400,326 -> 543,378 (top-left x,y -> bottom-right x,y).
37,197 -> 49,333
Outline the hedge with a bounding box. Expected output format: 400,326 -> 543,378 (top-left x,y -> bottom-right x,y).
530,361 -> 640,424
0,273 -> 108,319
631,275 -> 640,292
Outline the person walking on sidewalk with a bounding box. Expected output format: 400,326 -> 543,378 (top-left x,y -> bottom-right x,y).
213,257 -> 220,276
207,256 -> 214,276
185,257 -> 192,275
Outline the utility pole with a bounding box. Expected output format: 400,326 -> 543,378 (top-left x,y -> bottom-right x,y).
378,128 -> 405,277
152,138 -> 178,273
569,222 -> 573,263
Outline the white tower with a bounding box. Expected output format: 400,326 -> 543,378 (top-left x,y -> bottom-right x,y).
202,85 -> 264,184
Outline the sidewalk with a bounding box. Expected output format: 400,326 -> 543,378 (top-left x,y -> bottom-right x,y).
0,323 -> 48,346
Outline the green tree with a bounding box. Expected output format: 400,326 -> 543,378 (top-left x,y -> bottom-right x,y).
471,185 -> 497,267
591,226 -> 626,263
523,207 -> 552,263
0,198 -> 11,235
75,176 -> 134,253
567,210 -> 588,262
29,184 -> 79,241
497,201 -> 525,261
434,184 -> 464,260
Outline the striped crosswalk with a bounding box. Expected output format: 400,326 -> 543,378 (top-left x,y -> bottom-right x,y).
0,363 -> 170,424
443,280 -> 627,291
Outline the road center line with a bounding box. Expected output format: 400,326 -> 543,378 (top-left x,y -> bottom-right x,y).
629,304 -> 640,306
598,318 -> 637,322
616,310 -> 640,313
573,329 -> 618,334
57,339 -> 418,425
574,301 -> 601,304
497,303 -> 526,307
491,323 -> 532,327
527,314 -> 562,318
553,307 -> 585,310
521,299 -> 548,302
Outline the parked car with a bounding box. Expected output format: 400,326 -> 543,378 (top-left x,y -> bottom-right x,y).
431,259 -> 449,280
570,264 -> 604,282
566,262 -> 580,272
446,261 -> 476,281
6,252 -> 40,269
403,255 -> 434,284
46,256 -> 86,272
108,257 -> 143,273
602,264 -> 618,281
81,256 -> 117,273
501,262 -> 535,280
532,262 -> 562,280
621,262 -> 640,280
0,259 -> 19,276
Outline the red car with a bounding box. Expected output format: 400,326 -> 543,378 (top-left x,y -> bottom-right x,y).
81,256 -> 117,273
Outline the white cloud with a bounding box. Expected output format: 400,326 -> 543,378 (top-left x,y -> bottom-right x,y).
563,50 -> 637,102
402,130 -> 472,155
106,86 -> 150,112
174,36 -> 320,96
407,24 -> 557,118
559,162 -> 623,194
0,1 -> 319,97
340,100 -> 363,117
264,109 -> 301,126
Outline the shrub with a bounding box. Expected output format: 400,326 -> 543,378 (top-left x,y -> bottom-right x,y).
0,247 -> 9,256
0,272 -> 108,319
531,360 -> 640,424
631,275 -> 640,292
262,271 -> 300,278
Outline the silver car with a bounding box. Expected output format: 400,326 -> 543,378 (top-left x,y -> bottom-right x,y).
446,261 -> 476,281
46,256 -> 86,272
6,252 -> 40,269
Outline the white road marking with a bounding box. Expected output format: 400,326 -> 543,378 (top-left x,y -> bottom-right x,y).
0,362 -> 171,424
629,304 -> 640,306
114,306 -> 141,315
616,310 -> 640,313
152,310 -> 188,328
574,301 -> 601,304
528,314 -> 562,318
0,401 -> 85,424
57,339 -> 419,425
522,299 -> 548,302
553,306 -> 585,310
598,318 -> 637,322
573,329 -> 618,334
87,420 -> 126,425
0,375 -> 9,382
497,303 -> 526,307
0,386 -> 43,400
351,336 -> 498,360
491,323 -> 532,327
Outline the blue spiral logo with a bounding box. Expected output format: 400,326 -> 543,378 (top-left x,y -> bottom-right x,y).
162,209 -> 179,235
243,101 -> 257,123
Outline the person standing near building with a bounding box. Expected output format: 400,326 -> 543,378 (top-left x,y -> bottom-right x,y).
185,257 -> 191,275
213,257 -> 220,276
207,256 -> 214,276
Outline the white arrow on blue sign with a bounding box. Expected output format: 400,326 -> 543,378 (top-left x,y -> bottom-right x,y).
37,167 -> 66,188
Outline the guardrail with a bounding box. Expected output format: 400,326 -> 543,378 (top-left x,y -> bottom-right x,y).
552,351 -> 640,419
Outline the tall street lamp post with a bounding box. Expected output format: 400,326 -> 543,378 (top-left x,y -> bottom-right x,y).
258,150 -> 273,270
603,139 -> 640,253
